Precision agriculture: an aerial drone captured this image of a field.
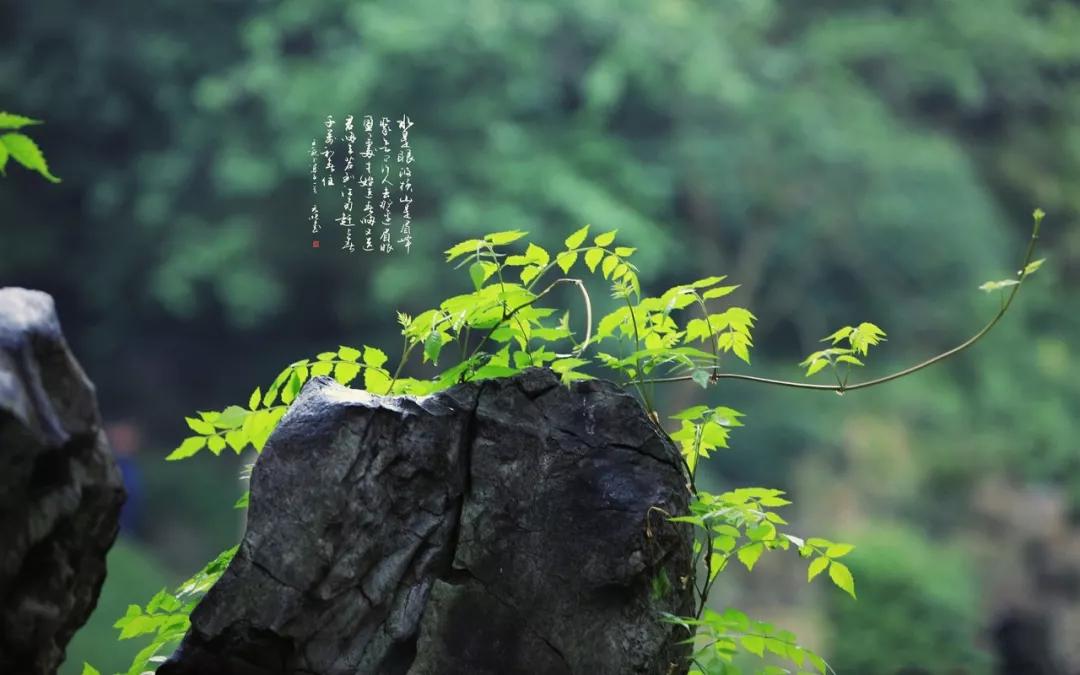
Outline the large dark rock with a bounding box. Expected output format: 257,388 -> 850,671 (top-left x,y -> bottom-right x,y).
161,368 -> 694,675
0,287 -> 126,674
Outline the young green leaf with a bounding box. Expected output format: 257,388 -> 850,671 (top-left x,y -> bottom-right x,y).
444,238 -> 484,262
594,230 -> 617,247
469,262 -> 486,290
556,250 -> 578,274
0,132 -> 60,182
1023,258 -> 1045,276
185,416 -> 214,435
520,265 -> 542,284
207,435 -> 226,455
363,346 -> 389,368
484,230 -> 528,245
702,285 -> 739,300
737,543 -> 764,571
525,243 -> 549,266
979,279 -> 1020,292
828,560 -> 856,598
740,634 -> 765,657
333,361 -> 361,385
564,224 -> 590,249
0,111 -> 42,129
584,247 -> 604,272
166,436 -> 207,461
825,543 -> 854,558
338,345 -> 361,361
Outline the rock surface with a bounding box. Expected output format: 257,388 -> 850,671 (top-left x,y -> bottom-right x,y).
0,287 -> 126,674
160,368 -> 694,675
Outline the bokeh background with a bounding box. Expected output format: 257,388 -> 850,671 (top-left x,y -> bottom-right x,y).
2,1 -> 1079,672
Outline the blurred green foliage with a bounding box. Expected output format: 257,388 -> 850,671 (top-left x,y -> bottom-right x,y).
59,540 -> 175,675
825,526 -> 991,674
1,0 -> 1077,671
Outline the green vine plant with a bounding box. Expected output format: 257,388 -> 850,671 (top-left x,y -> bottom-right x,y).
0,111 -> 61,183
85,209 -> 1047,675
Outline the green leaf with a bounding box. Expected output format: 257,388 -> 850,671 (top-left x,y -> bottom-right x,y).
225,429 -> 246,453
804,359 -> 828,377
248,387 -> 262,411
207,434 -> 226,455
214,405 -> 248,429
825,543 -> 854,558
0,111 -> 42,129
484,230 -> 528,245
584,247 -> 604,272
828,560 -> 856,598
732,340 -> 751,364
807,556 -> 829,582
690,276 -> 727,288
364,367 -> 392,394
281,369 -> 303,404
740,634 -> 765,657
849,322 -> 886,356
469,262 -> 486,290
601,254 -> 619,279
702,285 -> 739,300
363,346 -> 389,368
564,224 -> 590,249
821,326 -> 853,344
81,663 -> 101,675
556,250 -> 577,274
594,230 -> 617,247
672,405 -> 710,421
521,265 -> 542,285
423,332 -> 445,364
0,132 -> 60,182
338,345 -> 361,361
334,361 -> 361,384
979,279 -> 1020,292
185,416 -> 215,435
166,436 -> 206,461
525,242 -> 550,266
0,141 -> 7,175
1023,258 -> 1046,276
737,543 -> 764,571
444,238 -> 484,261
691,369 -> 711,389
835,354 -> 864,366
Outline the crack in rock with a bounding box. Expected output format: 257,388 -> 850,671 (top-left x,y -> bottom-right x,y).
160,368 -> 693,675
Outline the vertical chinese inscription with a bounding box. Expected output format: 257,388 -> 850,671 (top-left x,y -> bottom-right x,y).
337,114 -> 356,253
361,115 -> 375,253
309,139 -> 320,245
379,116 -> 393,254
397,115 -> 414,254
309,113 -> 414,255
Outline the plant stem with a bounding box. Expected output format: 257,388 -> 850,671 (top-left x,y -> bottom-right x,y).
631,218 -> 1042,393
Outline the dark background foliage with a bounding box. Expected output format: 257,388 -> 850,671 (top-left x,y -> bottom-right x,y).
2,1 -> 1078,672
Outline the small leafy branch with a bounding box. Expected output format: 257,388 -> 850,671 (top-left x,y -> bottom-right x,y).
0,111 -> 60,183
91,211 -> 1047,675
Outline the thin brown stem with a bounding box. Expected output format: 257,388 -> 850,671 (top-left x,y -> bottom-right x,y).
631,218 -> 1042,393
